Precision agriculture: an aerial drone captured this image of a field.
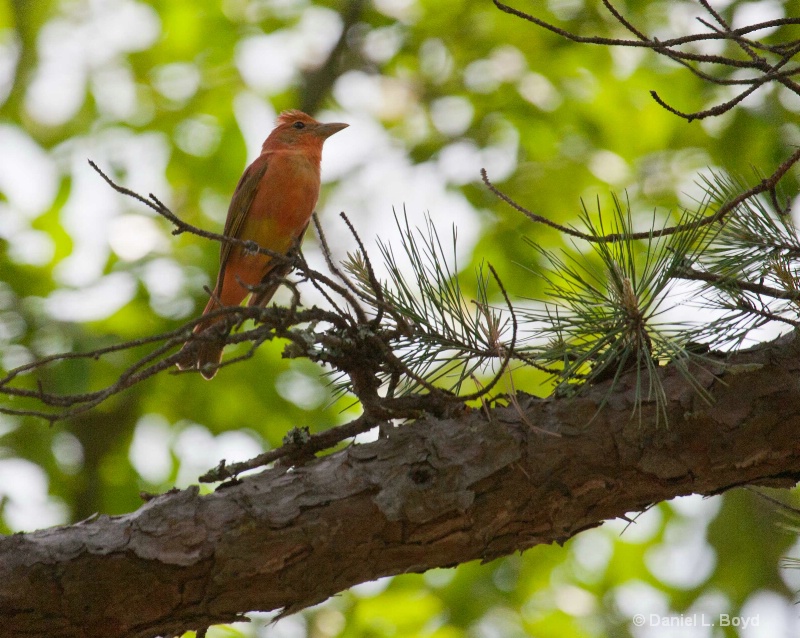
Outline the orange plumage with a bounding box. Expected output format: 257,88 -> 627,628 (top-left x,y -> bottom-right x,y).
177,110 -> 348,379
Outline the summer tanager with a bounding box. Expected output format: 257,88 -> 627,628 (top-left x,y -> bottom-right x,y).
176,110 -> 348,379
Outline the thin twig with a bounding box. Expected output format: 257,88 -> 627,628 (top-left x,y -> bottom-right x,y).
339,212 -> 386,324
481,146 -> 800,243
199,414 -> 379,482
675,267 -> 800,301
88,160 -> 294,266
310,213 -> 369,323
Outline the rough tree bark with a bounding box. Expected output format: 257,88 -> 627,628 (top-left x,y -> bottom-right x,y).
3,331 -> 800,638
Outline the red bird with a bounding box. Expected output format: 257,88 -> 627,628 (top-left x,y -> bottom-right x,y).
177,110 -> 348,379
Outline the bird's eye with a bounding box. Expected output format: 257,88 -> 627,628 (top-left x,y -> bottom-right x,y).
293,121 -> 305,129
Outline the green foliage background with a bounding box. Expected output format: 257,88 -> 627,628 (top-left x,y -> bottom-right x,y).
1,0 -> 800,635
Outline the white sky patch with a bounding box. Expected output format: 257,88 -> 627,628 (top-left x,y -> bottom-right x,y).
91,63 -> 138,121
259,615 -> 307,638
172,425 -> 263,487
129,414 -> 173,484
610,46 -> 647,80
275,368 -> 327,410
317,111 -> 386,182
236,33 -> 298,94
51,431 -> 85,475
0,30 -> 20,107
0,458 -> 69,532
490,45 -> 527,82
482,121 -> 520,182
143,258 -> 195,319
740,590 -> 800,637
174,115 -> 222,157
109,214 -> 167,261
779,87 -> 800,112
0,310 -> 26,345
687,591 -> 731,626
151,62 -> 201,103
589,149 -> 631,185
333,71 -> 416,120
571,528 -> 614,582
438,141 -> 483,185
639,148 -> 713,200
317,139 -> 484,288
547,0 -> 585,21
701,106 -> 735,138
294,7 -> 344,69
613,580 -> 670,620
24,37 -> 87,126
353,426 -> 380,444
732,1 -> 784,34
0,125 -> 58,215
45,272 -> 137,322
431,96 -> 474,137
6,230 -> 55,266
518,72 -> 562,112
419,38 -> 453,84
463,46 -> 528,94
55,128 -> 171,287
664,278 -> 790,348
472,608 -> 526,638
333,71 -> 384,115
362,25 -> 404,64
350,576 -> 392,598
233,91 -> 277,162
236,7 -> 342,93
780,536 -> 800,592
214,431 -> 263,465
173,424 -> 217,487
25,0 -> 160,126
2,344 -> 33,370
464,59 -> 501,94
604,506 -> 663,544
668,493 -> 722,521
372,0 -> 420,23
55,152 -> 118,285
437,126 -> 518,186
645,518 -> 717,589
0,414 -> 18,438
141,258 -> 185,299
554,584 -> 596,617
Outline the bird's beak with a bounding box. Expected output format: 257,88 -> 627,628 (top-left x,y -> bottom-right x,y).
315,122 -> 349,139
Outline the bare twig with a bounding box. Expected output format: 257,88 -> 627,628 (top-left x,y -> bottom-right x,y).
482,146 -> 800,243
88,160 -> 294,266
675,267 -> 800,301
492,0 -> 800,119
200,414 -> 379,482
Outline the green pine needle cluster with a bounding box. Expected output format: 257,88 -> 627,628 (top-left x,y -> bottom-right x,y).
688,172 -> 800,348
334,172 -> 800,424
516,195 -> 713,423
342,211 -> 511,398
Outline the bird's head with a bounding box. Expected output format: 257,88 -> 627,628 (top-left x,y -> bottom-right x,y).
262,110 -> 349,152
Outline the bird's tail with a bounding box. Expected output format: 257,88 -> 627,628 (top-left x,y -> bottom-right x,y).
176,260 -> 294,379
175,297 -> 231,380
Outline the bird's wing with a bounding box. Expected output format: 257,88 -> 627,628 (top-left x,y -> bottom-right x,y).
219,155 -> 270,269
247,222 -> 310,308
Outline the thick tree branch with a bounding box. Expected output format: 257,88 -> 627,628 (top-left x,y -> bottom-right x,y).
3,331 -> 800,637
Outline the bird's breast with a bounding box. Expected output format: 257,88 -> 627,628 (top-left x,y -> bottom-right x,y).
251,152 -> 322,234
